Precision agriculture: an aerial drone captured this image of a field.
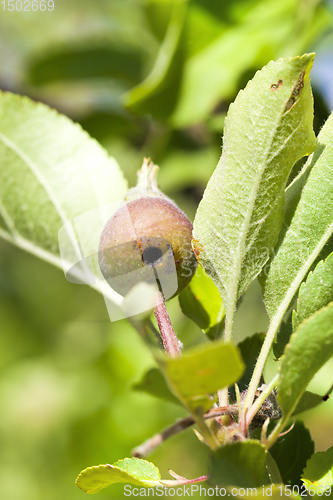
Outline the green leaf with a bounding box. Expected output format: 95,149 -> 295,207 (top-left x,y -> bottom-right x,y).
123,0 -> 188,121
208,441 -> 268,488
293,252 -> 333,331
76,458 -> 161,493
265,452 -> 283,484
179,265 -> 225,340
301,446 -> 333,494
158,148 -> 218,192
158,341 -> 244,449
76,458 -> 209,494
193,54 -> 316,339
269,421 -> 314,487
278,303 -> 333,423
236,333 -> 265,392
159,341 -> 245,402
0,91 -> 127,303
172,0 -> 331,127
261,112 -> 333,326
28,42 -> 143,86
292,391 -> 324,416
132,367 -> 182,407
273,314 -> 293,360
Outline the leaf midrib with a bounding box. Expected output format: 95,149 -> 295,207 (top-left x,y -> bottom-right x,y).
0,129 -> 82,262
0,197 -> 18,236
271,220 -> 333,325
0,132 -> 124,305
224,98 -> 294,334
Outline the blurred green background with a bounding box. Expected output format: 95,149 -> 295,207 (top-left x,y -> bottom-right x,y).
1,0 -> 333,498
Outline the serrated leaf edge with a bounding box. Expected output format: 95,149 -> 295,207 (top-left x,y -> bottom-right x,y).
292,251 -> 333,331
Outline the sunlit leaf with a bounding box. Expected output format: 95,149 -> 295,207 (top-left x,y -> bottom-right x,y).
193,54 -> 316,338
76,458 -> 161,493
159,341 -> 244,402
0,91 -> 127,304
76,458 -> 208,494
155,341 -> 244,448
301,446 -> 333,494
179,265 -> 225,340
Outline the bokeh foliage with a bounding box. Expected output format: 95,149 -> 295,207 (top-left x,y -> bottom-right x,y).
0,1 -> 333,499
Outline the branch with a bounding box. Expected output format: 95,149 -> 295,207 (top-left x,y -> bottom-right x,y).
131,405 -> 239,458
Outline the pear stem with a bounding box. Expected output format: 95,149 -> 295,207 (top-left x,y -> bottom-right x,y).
125,158 -> 164,201
137,158 -> 160,192
154,292 -> 182,357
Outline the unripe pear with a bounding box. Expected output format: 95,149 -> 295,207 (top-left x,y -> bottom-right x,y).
98,159 -> 197,298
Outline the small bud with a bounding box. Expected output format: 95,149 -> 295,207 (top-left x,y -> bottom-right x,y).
98,159 -> 197,298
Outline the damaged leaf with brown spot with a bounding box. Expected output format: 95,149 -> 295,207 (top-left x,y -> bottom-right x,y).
193,54 -> 317,339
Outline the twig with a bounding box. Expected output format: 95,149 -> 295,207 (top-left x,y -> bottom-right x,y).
154,291 -> 182,357
131,405 -> 239,458
132,416 -> 194,458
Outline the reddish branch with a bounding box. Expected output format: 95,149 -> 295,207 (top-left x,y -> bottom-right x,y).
154,291 -> 182,357
132,405 -> 239,458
